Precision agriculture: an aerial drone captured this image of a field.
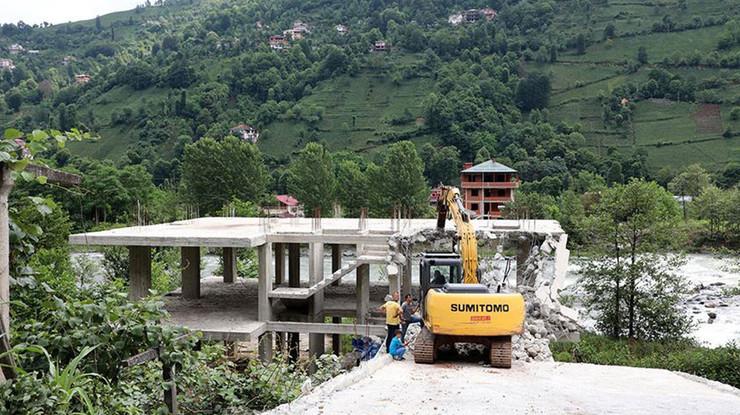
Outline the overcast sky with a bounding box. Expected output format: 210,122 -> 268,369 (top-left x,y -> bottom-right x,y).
2,0 -> 143,25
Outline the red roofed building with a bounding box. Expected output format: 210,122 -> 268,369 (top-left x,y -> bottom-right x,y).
481,8 -> 497,20
264,194 -> 303,217
460,159 -> 519,218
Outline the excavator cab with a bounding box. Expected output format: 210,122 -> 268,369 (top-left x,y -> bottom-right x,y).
419,252 -> 480,308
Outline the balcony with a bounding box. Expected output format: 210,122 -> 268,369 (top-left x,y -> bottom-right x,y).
461,180 -> 520,189
466,196 -> 512,204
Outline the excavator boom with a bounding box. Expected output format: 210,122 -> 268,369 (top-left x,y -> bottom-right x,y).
436,186 -> 478,284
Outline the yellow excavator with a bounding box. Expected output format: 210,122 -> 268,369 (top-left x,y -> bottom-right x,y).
414,186 -> 525,367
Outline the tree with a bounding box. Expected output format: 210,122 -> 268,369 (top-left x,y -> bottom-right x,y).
165,62 -> 196,88
637,46 -> 648,64
730,106 -> 740,121
421,144 -> 460,186
692,185 -> 728,235
335,160 -> 368,217
369,141 -> 429,216
182,136 -> 268,214
515,73 -> 551,111
717,162 -> 740,188
668,164 -> 711,220
288,143 -> 336,215
57,104 -> 78,131
5,90 -> 22,112
95,15 -> 102,32
474,147 -> 492,164
605,161 -> 623,185
582,179 -> 688,340
603,23 -> 616,40
502,192 -> 558,219
575,34 -> 586,54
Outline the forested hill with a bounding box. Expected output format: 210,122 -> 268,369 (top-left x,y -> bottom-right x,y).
0,0 -> 739,190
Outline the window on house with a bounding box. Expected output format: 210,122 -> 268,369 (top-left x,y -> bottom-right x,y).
471,203 -> 479,211
498,189 -> 506,197
471,189 -> 479,197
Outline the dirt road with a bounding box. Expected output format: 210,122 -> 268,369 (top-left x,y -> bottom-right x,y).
269,359 -> 740,415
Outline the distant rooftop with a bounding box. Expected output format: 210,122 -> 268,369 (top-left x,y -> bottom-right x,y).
276,194 -> 299,206
461,159 -> 517,173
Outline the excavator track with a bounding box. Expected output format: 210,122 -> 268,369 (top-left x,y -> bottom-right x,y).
489,336 -> 512,368
414,327 -> 435,364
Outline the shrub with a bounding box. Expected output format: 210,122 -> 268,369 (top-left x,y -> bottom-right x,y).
553,334 -> 740,388
731,106 -> 740,121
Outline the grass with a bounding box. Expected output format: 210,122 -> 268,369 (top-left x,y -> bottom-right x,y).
68,85 -> 175,160
562,26 -> 727,64
529,5 -> 740,172
259,71 -> 436,158
552,333 -> 740,388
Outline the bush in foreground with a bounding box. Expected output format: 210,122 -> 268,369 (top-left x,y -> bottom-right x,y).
552,333 -> 740,388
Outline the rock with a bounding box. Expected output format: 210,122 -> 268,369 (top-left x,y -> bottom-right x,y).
708,312 -> 717,319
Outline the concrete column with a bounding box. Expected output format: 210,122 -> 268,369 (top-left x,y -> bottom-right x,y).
388,267 -> 400,297
331,244 -> 342,286
128,246 -> 152,301
274,243 -> 285,285
331,244 -> 342,353
0,166 -> 12,338
308,243 -> 325,365
258,243 -> 274,362
222,247 -> 237,284
356,263 -> 370,324
402,255 -> 413,298
288,243 -> 300,287
288,332 -> 299,363
332,316 -> 342,355
287,243 -> 300,363
181,247 -> 201,299
516,237 -> 531,287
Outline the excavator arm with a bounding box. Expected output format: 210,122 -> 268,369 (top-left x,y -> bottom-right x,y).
436,186 -> 478,284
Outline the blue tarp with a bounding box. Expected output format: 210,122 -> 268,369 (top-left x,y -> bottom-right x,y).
352,336 -> 381,361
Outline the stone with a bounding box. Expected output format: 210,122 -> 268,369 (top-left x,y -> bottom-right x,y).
708,311 -> 717,319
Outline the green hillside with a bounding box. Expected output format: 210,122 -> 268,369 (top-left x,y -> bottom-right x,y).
0,0 -> 739,185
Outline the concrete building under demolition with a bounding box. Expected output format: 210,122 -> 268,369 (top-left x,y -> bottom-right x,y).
69,216 -> 575,362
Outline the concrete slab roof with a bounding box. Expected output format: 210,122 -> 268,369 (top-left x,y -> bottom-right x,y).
69,217 -> 564,248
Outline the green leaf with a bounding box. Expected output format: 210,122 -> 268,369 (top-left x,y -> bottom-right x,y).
8,158 -> 29,171
30,130 -> 49,142
20,171 -> 34,182
36,175 -> 48,185
0,152 -> 12,162
27,141 -> 45,154
3,128 -> 23,140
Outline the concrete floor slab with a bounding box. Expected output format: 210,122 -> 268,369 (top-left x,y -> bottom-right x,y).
164,277 -> 388,339
69,217 -> 564,248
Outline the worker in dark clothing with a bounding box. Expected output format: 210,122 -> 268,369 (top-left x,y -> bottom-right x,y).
401,294 -> 424,340
432,269 -> 446,285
